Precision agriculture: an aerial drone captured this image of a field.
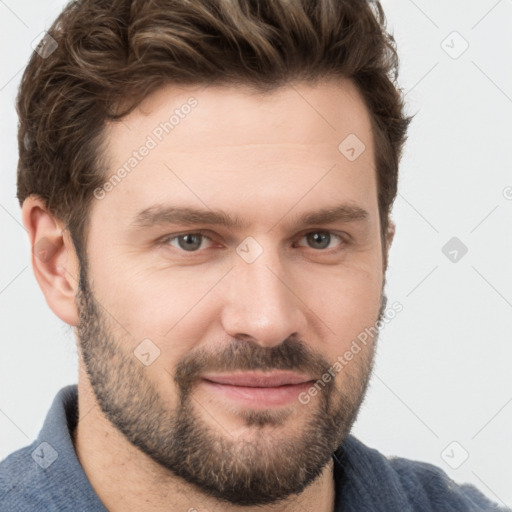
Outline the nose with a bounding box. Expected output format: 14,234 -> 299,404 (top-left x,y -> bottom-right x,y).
220,247 -> 307,348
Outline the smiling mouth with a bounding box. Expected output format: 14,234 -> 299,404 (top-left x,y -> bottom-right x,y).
199,371 -> 315,408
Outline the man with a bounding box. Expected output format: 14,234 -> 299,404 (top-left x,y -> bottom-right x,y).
0,0 -> 508,510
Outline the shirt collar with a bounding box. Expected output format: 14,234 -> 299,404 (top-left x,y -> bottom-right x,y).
35,384 -> 108,510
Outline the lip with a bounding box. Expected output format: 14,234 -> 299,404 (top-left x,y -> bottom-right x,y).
199,371 -> 315,408
201,371 -> 313,387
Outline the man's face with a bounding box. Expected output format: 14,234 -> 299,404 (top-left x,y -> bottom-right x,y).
76,79 -> 386,506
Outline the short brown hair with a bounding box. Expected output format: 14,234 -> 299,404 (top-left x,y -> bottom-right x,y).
16,0 -> 411,268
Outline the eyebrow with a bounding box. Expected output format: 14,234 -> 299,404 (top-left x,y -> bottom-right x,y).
130,203 -> 369,231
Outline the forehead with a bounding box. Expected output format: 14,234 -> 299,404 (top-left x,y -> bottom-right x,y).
117,78 -> 373,148
94,79 -> 377,229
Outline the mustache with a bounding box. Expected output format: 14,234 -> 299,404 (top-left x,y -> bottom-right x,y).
174,335 -> 332,391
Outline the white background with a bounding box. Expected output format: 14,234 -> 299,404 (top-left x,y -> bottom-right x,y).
1,0 -> 511,508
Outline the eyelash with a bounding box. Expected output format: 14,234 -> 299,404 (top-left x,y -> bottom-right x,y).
158,229 -> 347,255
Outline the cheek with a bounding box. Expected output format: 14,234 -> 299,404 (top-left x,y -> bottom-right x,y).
89,258 -> 221,359
304,264 -> 383,351
304,270 -> 382,398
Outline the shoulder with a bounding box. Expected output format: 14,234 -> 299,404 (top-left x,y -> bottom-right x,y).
387,451 -> 507,511
0,385 -> 105,511
0,442 -> 44,509
337,436 -> 510,511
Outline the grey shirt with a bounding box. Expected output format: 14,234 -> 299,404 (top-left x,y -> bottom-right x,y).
0,385 -> 509,511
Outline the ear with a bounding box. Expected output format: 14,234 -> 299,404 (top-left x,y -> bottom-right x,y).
21,195 -> 80,326
382,219 -> 395,275
386,219 -> 396,251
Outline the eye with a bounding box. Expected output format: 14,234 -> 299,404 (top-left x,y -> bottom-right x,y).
163,231 -> 214,252
295,231 -> 344,251
159,229 -> 346,255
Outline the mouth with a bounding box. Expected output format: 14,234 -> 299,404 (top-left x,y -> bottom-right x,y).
200,371 -> 315,408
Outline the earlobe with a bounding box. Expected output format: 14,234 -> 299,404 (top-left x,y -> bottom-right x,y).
21,195 -> 80,326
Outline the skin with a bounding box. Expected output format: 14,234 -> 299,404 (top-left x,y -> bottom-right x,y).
22,78 -> 395,512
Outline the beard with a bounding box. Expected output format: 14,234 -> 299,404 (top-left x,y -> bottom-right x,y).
75,263 -> 384,507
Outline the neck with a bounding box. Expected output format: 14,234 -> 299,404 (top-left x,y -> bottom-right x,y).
73,373 -> 336,512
